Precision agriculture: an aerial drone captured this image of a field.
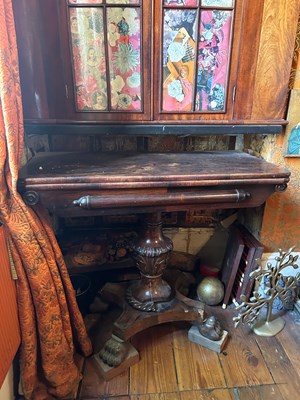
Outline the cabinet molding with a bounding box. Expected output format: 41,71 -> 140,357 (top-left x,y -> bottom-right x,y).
24,122 -> 283,135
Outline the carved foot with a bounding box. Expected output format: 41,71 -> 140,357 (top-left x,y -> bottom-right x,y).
99,335 -> 129,367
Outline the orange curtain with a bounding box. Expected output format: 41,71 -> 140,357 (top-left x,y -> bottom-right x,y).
0,1 -> 92,399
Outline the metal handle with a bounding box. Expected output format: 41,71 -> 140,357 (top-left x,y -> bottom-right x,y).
73,189 -> 250,210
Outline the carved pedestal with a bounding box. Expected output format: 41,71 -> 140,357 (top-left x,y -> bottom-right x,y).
126,213 -> 174,311
94,212 -> 205,379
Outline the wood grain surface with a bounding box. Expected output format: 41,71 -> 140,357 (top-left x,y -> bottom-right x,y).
219,323 -> 274,387
251,0 -> 300,120
79,358 -> 129,399
172,325 -> 226,391
79,308 -> 300,400
130,325 -> 178,395
234,385 -> 284,400
180,390 -> 235,400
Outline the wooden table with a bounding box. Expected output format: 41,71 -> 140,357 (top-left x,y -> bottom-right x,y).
18,151 -> 290,378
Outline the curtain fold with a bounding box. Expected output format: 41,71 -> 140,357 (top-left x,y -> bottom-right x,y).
0,1 -> 93,399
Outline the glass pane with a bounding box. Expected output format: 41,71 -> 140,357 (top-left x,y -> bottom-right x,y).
107,0 -> 140,4
162,9 -> 197,112
107,8 -> 142,111
70,8 -> 108,111
195,10 -> 232,111
202,0 -> 234,7
69,0 -> 103,4
163,1 -> 198,6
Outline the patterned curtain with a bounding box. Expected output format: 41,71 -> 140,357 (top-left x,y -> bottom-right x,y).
0,2 -> 92,399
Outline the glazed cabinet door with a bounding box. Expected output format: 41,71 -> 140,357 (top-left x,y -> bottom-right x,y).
62,0 -> 151,122
153,0 -> 243,122
13,0 -> 151,123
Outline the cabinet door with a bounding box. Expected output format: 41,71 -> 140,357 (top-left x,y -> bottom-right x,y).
13,0 -> 151,123
153,0 -> 243,122
62,0 -> 151,122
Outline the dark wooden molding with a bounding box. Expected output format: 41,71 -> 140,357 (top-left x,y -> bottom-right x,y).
24,123 -> 284,136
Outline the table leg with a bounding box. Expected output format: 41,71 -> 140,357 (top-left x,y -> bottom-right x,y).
94,212 -> 205,379
126,212 -> 175,312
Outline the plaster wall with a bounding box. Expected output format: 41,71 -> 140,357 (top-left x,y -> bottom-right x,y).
0,367 -> 14,400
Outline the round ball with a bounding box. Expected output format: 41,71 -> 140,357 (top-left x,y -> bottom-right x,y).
196,277 -> 224,306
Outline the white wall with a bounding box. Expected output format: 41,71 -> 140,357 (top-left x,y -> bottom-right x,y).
261,252 -> 300,277
0,366 -> 14,400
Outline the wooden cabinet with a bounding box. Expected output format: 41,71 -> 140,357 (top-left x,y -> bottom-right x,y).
12,0 -> 299,129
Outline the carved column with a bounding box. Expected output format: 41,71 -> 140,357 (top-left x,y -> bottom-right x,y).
126,212 -> 174,312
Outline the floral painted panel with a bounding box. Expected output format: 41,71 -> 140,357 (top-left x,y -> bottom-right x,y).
69,0 -> 103,4
107,8 -> 142,111
70,8 -> 108,111
163,1 -> 198,6
196,10 -> 232,111
162,9 -> 197,112
202,0 -> 234,7
107,0 -> 140,4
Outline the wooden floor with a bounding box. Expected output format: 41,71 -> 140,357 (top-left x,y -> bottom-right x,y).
77,306 -> 300,400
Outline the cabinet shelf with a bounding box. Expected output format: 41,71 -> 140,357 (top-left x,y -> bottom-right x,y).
65,257 -> 135,275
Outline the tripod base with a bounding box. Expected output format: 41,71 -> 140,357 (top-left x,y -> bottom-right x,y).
93,282 -> 205,379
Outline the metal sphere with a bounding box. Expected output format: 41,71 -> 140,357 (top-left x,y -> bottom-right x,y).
196,277 -> 224,306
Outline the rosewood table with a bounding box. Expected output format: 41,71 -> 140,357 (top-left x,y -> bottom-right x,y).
18,151 -> 290,378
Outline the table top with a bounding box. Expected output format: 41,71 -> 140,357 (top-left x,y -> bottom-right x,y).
19,151 -> 290,191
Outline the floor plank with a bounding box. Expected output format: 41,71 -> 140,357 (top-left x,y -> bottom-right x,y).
131,394 -> 181,400
80,308 -> 300,399
130,325 -> 178,395
180,389 -> 235,400
232,385 -> 284,400
277,312 -> 300,378
172,325 -> 227,391
79,357 -> 129,398
218,324 -> 274,387
81,398 -> 129,400
277,382 -> 300,400
255,333 -> 298,385
265,313 -> 300,399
